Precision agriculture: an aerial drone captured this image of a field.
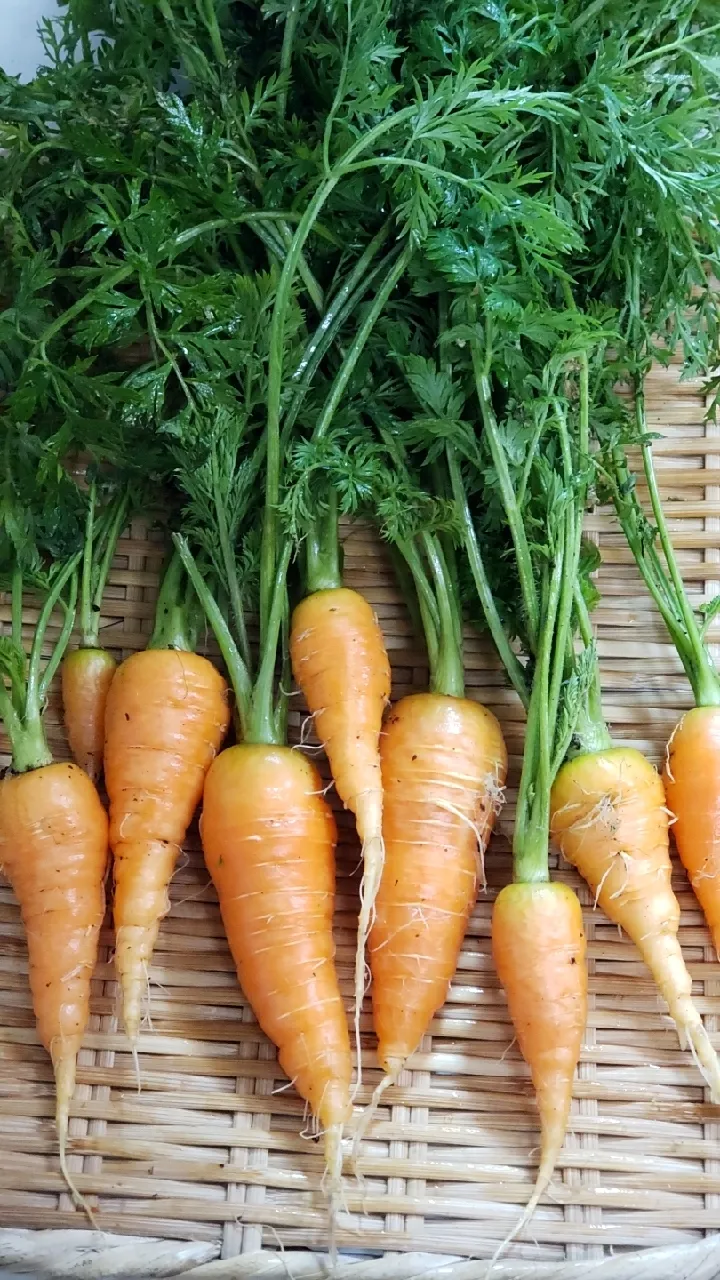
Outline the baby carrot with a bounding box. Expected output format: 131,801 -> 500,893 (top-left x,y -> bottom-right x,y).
104,553 -> 230,1043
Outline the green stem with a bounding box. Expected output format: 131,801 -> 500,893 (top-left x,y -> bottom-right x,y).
306,492 -> 342,592
248,541 -> 293,746
547,401 -> 579,730
212,447 -> 251,671
513,540 -> 564,884
420,532 -> 464,697
79,483 -> 97,646
312,244 -> 412,445
448,447 -> 529,708
0,679 -> 24,763
25,554 -> 81,729
625,21 -> 720,68
471,335 -> 539,648
148,550 -> 195,652
88,494 -> 129,649
11,566 -> 23,656
277,0 -> 301,118
638,388 -> 720,706
173,534 -> 253,738
37,265 -> 132,358
40,571 -> 78,701
283,228 -> 394,440
397,539 -> 441,682
572,586 -> 613,756
607,448 -> 695,665
196,0 -> 227,65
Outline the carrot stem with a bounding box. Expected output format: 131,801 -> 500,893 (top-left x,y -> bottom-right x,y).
147,549 -> 196,653
86,491 -> 128,649
420,532 -> 464,698
173,533 -> 253,737
572,586 -> 613,755
470,326 -> 539,648
637,392 -> 720,708
306,490 -> 342,593
514,530 -> 565,884
39,569 -> 78,700
248,541 -> 293,746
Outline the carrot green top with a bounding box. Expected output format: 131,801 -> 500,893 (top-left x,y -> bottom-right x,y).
0,430 -> 83,774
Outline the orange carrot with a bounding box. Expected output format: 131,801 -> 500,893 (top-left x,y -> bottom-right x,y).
371,693 -> 506,1082
104,645 -> 229,1042
61,482 -> 128,782
602,419 -> 720,979
493,881 -> 586,1216
664,708 -> 720,954
291,585 -> 390,1060
0,763 -> 108,1198
0,537 -> 107,1212
201,743 -> 352,1193
552,743 -> 720,1097
62,647 -> 116,782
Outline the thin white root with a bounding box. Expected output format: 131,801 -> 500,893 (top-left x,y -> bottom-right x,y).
683,1017 -> 720,1104
353,828 -> 385,1100
322,1123 -> 344,1268
490,1145 -> 557,1264
55,1060 -> 98,1229
131,1042 -> 142,1094
351,1069 -> 397,1172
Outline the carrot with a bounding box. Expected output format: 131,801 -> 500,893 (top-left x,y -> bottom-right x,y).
62,647 -> 116,783
493,881 -> 586,1214
174,525 -> 353,1214
601,391 -> 720,974
201,743 -> 351,1192
552,732 -> 720,1097
104,553 -> 230,1043
0,492 -> 107,1213
0,763 -> 108,1200
664,708 -> 720,953
435,335 -> 600,1246
61,483 -> 128,782
291,583 -> 390,1061
370,692 -> 506,1071
355,516 -> 506,1132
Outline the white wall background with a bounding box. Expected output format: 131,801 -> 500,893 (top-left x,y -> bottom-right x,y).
3,0 -> 53,80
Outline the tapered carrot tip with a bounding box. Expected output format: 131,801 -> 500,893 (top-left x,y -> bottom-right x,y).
115,922 -> 154,1044
492,880 -> 586,1252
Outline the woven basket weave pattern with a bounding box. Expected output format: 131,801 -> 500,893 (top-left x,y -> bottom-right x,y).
0,358 -> 719,1275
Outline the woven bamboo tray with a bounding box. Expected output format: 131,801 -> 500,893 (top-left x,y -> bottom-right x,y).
2,358 -> 720,1280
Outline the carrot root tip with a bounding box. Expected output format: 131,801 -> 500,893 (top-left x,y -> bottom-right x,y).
490,1148 -> 556,1263
684,1018 -> 720,1104
353,825 -> 385,1098
54,1057 -> 98,1229
322,1123 -> 344,1265
351,1068 -> 398,1172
